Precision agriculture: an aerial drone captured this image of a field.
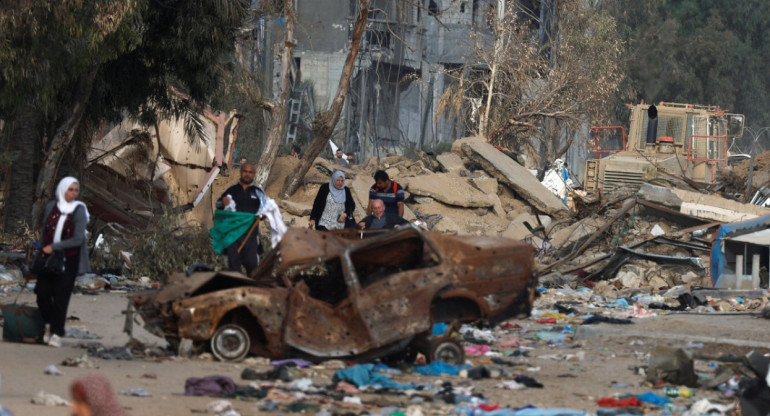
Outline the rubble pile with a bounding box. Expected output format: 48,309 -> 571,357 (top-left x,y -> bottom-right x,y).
3,140 -> 770,415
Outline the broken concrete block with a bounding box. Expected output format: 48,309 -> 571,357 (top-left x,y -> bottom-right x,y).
670,185 -> 770,222
407,173 -> 492,208
638,183 -> 683,208
648,275 -> 669,291
385,167 -> 400,179
349,175 -> 374,219
681,271 -> 700,284
679,201 -> 769,222
471,176 -> 510,217
436,152 -> 468,174
470,177 -> 498,195
549,217 -> 601,249
461,141 -> 567,216
616,270 -> 642,289
650,224 -> 666,237
434,216 -> 460,234
502,212 -> 543,247
278,200 -> 311,216
313,157 -> 357,179
591,281 -> 618,298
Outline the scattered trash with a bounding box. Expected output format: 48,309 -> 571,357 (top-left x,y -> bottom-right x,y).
30,391 -> 69,406
43,365 -> 63,376
118,388 -> 152,397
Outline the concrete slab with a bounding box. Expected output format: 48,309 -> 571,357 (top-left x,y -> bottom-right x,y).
349,175 -> 374,220
471,177 -> 505,217
637,183 -> 683,208
462,142 -> 567,216
407,173 -> 492,208
671,186 -> 770,222
502,212 -> 543,246
451,136 -> 487,154
436,152 -> 467,174
435,216 -> 461,234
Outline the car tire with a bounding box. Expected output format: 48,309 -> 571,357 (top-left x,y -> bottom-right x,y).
211,323 -> 251,362
429,338 -> 465,365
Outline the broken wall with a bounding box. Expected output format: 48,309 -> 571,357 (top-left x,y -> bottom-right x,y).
87,112 -> 239,229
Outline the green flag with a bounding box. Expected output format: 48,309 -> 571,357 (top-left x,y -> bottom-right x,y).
210,210 -> 257,254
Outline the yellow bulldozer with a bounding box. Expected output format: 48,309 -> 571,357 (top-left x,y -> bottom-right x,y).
584,102 -> 745,191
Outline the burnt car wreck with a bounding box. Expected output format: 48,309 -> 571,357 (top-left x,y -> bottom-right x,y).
131,224 -> 537,362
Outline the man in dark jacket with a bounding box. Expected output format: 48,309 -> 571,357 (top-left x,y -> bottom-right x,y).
216,162 -> 263,274
358,199 -> 408,230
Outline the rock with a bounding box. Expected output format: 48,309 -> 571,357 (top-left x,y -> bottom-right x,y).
278,200 -> 311,216
407,173 -> 492,208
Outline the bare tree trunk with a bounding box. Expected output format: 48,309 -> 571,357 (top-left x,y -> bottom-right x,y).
480,0 -> 506,137
3,106 -> 42,233
279,0 -> 369,199
253,0 -> 294,188
31,70 -> 96,231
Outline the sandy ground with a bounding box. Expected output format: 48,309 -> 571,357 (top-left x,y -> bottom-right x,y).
1,287 -> 765,415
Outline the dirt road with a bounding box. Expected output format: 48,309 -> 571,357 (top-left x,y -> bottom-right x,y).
0,289 -> 766,415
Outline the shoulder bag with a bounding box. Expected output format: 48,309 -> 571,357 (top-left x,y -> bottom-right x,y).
30,249 -> 65,276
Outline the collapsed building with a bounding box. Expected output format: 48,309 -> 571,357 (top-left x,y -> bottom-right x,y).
84,108 -> 241,229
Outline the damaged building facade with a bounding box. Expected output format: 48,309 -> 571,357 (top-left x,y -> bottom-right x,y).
84,109 -> 242,229
267,0 -> 497,159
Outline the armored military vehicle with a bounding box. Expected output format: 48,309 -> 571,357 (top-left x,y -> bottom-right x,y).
584,102 -> 744,191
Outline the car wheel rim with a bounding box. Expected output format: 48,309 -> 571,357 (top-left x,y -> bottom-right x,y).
434,342 -> 463,365
213,326 -> 248,361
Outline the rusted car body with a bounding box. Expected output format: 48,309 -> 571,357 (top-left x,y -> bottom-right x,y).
130,224 -> 536,361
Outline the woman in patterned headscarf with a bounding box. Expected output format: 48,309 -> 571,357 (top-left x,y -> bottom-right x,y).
35,176 -> 91,348
70,373 -> 127,416
308,171 -> 356,230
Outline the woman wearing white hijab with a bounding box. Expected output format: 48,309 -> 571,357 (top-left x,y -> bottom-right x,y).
308,170 -> 356,230
35,176 -> 91,347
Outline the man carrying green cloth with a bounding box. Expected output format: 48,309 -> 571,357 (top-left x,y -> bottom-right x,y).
210,163 -> 265,275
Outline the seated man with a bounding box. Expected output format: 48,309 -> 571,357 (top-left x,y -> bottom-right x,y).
358,199 -> 408,230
